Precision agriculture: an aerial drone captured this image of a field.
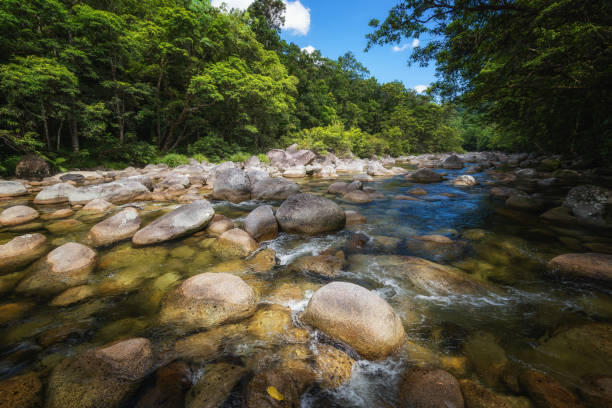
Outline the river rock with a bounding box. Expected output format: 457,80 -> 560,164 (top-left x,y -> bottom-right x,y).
34,182 -> 77,204
407,168 -> 443,183
343,189 -> 373,203
68,180 -> 149,205
345,210 -> 366,225
328,181 -> 349,195
186,363 -> 248,408
132,200 -> 214,245
0,205 -> 38,226
243,205 -> 278,241
212,168 -> 251,203
460,379 -> 533,408
16,242 -> 96,295
564,185 -> 611,227
442,155 -> 465,169
205,214 -> 234,236
367,161 -> 393,176
398,367 -> 464,408
302,281 -> 405,359
548,253 -> 612,282
519,370 -> 585,408
134,361 -> 192,408
314,344 -> 355,389
159,273 -> 257,329
275,193 -> 346,235
82,198 -> 114,212
0,372 -> 43,408
0,181 -> 27,198
579,376 -> 612,408
251,177 -> 300,201
212,228 -> 259,258
88,207 -> 141,247
15,154 -> 50,179
0,233 -> 48,272
289,254 -> 344,278
246,360 -> 315,408
46,338 -> 154,408
463,331 -> 509,387
453,175 -> 478,187
50,285 -> 96,307
283,166 -> 306,178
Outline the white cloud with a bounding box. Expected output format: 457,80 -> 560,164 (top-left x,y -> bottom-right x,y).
211,0 -> 311,36
414,85 -> 429,94
301,45 -> 316,54
283,1 -> 310,36
392,38 -> 420,52
211,0 -> 254,9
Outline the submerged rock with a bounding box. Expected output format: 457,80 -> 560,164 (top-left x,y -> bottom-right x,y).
132,200 -> 214,245
0,371 -> 43,408
246,360 -> 315,408
186,363 -> 247,408
275,193 -> 346,235
243,205 -> 278,241
16,242 -> 96,296
302,281 -> 405,359
134,361 -> 192,408
212,228 -> 259,258
88,207 -> 141,247
460,379 -> 532,408
289,254 -> 344,278
398,367 -> 464,408
159,273 -> 257,329
0,205 -> 39,226
519,370 -> 585,408
548,253 -> 612,282
463,331 -> 509,387
0,233 -> 48,273
212,168 -> 251,203
313,344 -> 355,389
46,338 -> 154,408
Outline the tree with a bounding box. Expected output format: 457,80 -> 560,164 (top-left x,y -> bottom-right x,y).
367,0 -> 612,158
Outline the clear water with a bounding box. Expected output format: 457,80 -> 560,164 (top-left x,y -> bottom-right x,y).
1,169 -> 611,406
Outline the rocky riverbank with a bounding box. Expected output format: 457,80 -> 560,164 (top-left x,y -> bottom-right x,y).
0,146 -> 611,407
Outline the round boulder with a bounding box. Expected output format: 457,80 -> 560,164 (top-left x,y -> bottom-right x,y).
88,207 -> 141,247
243,205 -> 278,241
251,177 -> 301,201
132,200 -> 214,245
275,193 -> 346,235
0,205 -> 39,226
15,154 -> 50,179
0,181 -> 27,198
301,281 -> 405,359
212,168 -> 251,203
16,242 -> 96,295
0,233 -> 48,273
453,175 -> 479,187
407,168 -> 443,183
159,273 -> 257,329
212,228 -> 259,258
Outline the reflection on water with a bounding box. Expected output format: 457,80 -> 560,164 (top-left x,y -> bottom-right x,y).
1,169 -> 611,407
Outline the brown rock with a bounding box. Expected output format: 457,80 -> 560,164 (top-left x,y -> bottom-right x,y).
205,214 -> 234,236
548,253 -> 612,282
289,254 -> 344,278
135,361 -> 192,408
519,369 -> 585,408
0,233 -> 48,273
0,372 -> 43,408
88,207 -> 141,247
398,367 -> 464,408
0,205 -> 39,226
212,228 -> 259,258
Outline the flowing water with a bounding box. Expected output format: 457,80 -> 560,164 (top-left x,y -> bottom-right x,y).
1,168 -> 611,407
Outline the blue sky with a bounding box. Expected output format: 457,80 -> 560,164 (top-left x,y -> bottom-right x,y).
211,0 -> 437,92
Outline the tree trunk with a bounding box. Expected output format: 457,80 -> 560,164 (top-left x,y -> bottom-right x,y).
40,100 -> 51,150
70,116 -> 79,153
56,118 -> 64,151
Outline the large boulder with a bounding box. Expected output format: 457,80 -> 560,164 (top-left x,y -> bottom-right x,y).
0,205 -> 38,226
132,200 -> 214,245
34,182 -> 77,204
548,253 -> 612,282
564,185 -> 611,227
68,180 -> 149,205
243,205 -> 278,241
46,338 -> 153,408
275,193 -> 346,235
398,367 -> 464,408
442,154 -> 465,169
15,154 -> 50,179
0,233 -> 48,273
212,168 -> 251,203
0,181 -> 27,198
301,281 -> 405,359
407,168 -> 444,183
16,242 -> 96,295
160,273 -> 256,329
88,207 -> 141,247
251,177 -> 300,201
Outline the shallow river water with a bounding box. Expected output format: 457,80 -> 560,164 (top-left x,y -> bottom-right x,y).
1,167 -> 611,407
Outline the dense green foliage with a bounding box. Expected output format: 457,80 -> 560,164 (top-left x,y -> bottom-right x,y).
367,0 -> 612,159
0,0 -> 472,171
